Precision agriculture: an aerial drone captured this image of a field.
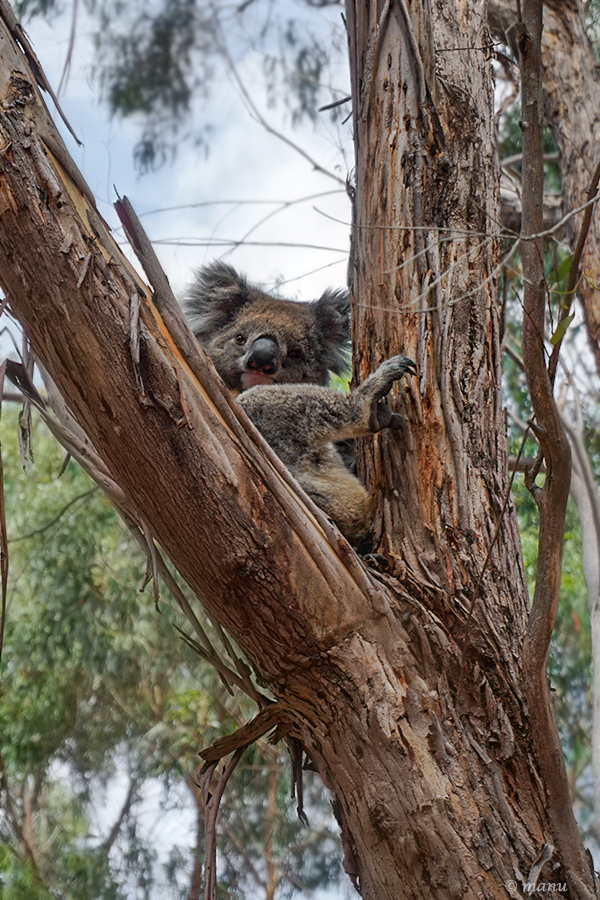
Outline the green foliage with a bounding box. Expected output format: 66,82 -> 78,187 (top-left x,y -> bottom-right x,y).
499,102 -> 561,192
0,844 -> 55,900
549,314 -> 575,346
14,0 -> 59,18
0,407 -> 344,899
511,456 -> 593,839
93,0 -> 216,170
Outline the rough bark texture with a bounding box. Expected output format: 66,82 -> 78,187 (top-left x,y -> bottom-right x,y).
345,0 -> 595,897
0,2 -> 596,899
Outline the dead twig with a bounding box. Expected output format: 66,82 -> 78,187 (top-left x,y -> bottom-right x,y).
201,748 -> 244,900
198,705 -> 291,764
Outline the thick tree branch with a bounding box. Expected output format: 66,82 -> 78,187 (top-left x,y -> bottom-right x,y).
0,0 -> 396,703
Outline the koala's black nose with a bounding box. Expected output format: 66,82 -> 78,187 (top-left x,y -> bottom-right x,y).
246,336 -> 280,374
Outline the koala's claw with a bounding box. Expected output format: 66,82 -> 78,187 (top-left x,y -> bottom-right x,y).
367,356 -> 415,433
372,355 -> 416,399
379,355 -> 417,383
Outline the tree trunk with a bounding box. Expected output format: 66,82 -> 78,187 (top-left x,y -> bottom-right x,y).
344,0 -> 595,897
0,2 -> 596,899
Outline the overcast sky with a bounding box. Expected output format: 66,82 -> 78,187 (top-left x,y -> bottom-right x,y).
22,3 -> 354,302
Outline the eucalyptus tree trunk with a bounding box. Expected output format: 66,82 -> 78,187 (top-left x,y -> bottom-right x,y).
345,0 -> 595,897
0,1 -> 597,898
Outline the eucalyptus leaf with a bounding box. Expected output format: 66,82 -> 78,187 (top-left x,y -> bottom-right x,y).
549,254 -> 573,286
550,313 -> 575,345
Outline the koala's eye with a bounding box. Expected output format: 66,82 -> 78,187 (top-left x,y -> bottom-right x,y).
234,333 -> 246,345
288,347 -> 304,361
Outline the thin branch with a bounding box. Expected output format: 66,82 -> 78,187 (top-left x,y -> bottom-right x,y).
201,748 -> 244,900
522,190 -> 600,241
221,190 -> 349,255
0,752 -> 38,872
145,238 -> 349,253
137,192 -> 344,218
100,775 -> 137,854
318,95 -> 351,111
56,0 -> 78,99
518,4 -> 595,896
275,257 -> 347,288
198,706 -> 290,764
8,487 -> 98,543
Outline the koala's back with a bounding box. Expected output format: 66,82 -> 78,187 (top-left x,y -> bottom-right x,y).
238,383 -> 371,543
182,262 -> 350,393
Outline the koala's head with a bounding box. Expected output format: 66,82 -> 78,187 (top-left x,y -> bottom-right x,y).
182,262 -> 350,393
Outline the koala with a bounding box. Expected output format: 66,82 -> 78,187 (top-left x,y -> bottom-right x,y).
182,262 -> 350,394
237,356 -> 416,543
183,263 -> 415,543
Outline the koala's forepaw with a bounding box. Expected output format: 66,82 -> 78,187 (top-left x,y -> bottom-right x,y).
367,356 -> 414,433
389,412 -> 405,430
369,402 -> 405,433
373,355 -> 416,400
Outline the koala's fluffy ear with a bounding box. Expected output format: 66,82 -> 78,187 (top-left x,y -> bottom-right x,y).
312,288 -> 351,376
182,262 -> 252,338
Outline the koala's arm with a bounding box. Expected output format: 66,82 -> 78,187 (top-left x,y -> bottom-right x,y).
238,355 -> 416,451
302,354 -> 416,443
344,355 -> 416,436
237,356 -> 415,543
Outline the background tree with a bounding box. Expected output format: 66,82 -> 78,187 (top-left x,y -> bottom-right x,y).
0,407 -> 344,898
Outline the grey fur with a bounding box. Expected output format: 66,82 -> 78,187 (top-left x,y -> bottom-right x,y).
182,262 -> 350,393
238,356 -> 416,543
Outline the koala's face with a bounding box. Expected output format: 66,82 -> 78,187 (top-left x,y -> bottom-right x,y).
204,297 -> 331,392
183,263 -> 350,394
